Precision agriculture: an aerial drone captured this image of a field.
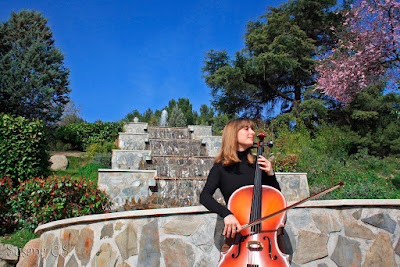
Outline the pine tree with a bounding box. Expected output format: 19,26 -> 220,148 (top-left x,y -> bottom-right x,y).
0,10 -> 70,124
168,104 -> 187,127
202,0 -> 340,117
167,98 -> 196,125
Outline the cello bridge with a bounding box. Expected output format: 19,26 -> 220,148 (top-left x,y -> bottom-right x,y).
246,241 -> 263,251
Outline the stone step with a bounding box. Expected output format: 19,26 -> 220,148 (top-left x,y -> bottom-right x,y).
149,139 -> 206,156
111,150 -> 151,170
123,124 -> 213,139
123,122 -> 148,134
118,133 -> 148,150
98,169 -> 157,211
143,156 -> 215,178
154,179 -> 225,207
199,136 -> 222,157
147,126 -> 192,139
188,125 -> 212,138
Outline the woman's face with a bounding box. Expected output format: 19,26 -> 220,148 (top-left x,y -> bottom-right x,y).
237,125 -> 255,151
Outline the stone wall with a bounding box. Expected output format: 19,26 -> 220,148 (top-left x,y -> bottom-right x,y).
35,200 -> 400,267
151,172 -> 309,209
286,200 -> 400,266
99,170 -> 308,211
276,172 -> 309,202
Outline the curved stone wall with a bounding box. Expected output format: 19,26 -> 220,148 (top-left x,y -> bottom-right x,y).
35,200 -> 400,266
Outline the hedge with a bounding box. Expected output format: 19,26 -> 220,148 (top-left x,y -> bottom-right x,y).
56,121 -> 123,151
0,113 -> 49,184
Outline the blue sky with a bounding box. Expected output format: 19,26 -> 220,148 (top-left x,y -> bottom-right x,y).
0,0 -> 286,122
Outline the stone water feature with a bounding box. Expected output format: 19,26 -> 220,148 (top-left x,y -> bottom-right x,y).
31,122 -> 400,266
98,123 -> 221,210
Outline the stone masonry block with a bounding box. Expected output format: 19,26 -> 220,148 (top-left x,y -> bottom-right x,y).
200,136 -> 222,157
188,125 -> 212,138
123,122 -> 148,134
276,172 -> 310,202
98,169 -> 157,210
148,127 -> 191,139
112,150 -> 151,170
118,133 -> 148,150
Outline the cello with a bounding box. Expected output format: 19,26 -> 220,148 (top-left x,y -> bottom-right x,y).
218,131 -> 290,267
217,131 -> 344,266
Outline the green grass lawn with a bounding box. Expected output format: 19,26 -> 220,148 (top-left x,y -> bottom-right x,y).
0,229 -> 39,248
50,155 -> 104,184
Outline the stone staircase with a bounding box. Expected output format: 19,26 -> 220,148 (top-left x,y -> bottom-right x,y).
98,123 -> 222,210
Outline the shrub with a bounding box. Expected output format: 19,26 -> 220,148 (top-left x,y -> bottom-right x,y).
86,141 -> 118,158
0,113 -> 49,184
311,168 -> 400,200
85,141 -> 116,169
10,175 -> 112,230
272,124 -> 311,157
90,153 -> 112,168
0,177 -> 17,235
300,147 -> 400,199
56,121 -> 123,151
273,154 -> 300,172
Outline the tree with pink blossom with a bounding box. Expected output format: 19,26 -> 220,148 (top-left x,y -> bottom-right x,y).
316,0 -> 400,104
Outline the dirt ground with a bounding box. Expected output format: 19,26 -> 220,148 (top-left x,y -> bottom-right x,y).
48,151 -> 87,157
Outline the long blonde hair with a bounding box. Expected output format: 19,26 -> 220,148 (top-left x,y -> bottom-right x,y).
215,118 -> 255,166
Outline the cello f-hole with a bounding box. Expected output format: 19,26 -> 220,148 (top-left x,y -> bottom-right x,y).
231,245 -> 240,259
264,236 -> 278,260
231,234 -> 245,258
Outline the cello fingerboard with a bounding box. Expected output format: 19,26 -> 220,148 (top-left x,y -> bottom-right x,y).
249,136 -> 264,234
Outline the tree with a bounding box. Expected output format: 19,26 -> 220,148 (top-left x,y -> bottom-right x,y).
143,108 -> 156,124
211,113 -> 233,135
57,101 -> 84,127
0,10 -> 70,124
167,98 -> 196,125
316,0 -> 400,104
330,83 -> 400,156
124,109 -> 142,122
202,0 -> 340,118
197,104 -> 215,125
168,104 -> 187,127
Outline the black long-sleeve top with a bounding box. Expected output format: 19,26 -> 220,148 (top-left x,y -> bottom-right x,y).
200,149 -> 281,218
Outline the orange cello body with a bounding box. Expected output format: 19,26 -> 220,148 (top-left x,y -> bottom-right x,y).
218,185 -> 289,267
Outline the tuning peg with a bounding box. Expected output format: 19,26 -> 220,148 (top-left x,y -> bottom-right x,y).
267,140 -> 273,148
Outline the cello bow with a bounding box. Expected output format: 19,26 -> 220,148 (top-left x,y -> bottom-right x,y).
241,181 -> 344,231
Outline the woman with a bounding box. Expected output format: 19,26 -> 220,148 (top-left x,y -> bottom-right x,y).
200,118 -> 281,239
